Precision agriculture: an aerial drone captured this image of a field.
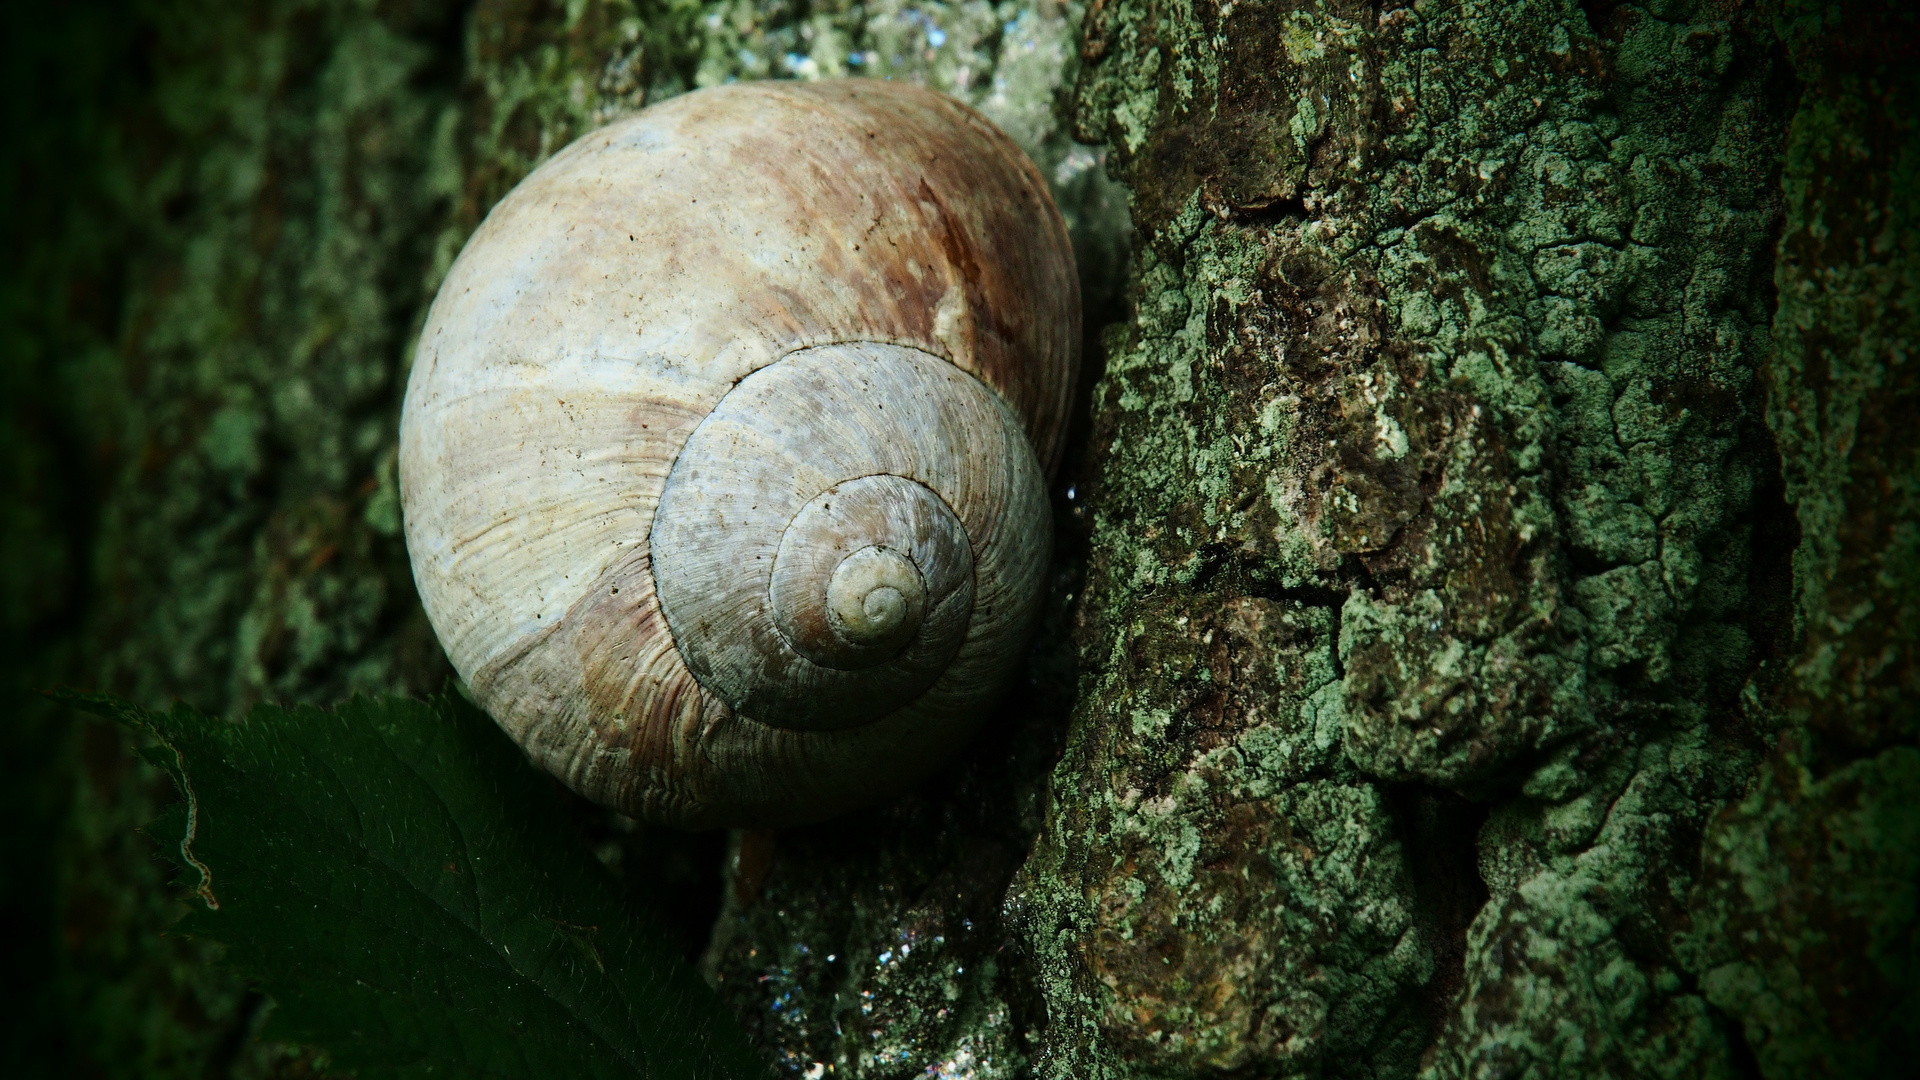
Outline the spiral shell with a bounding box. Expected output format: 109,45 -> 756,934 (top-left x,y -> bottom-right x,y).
399,80 -> 1078,828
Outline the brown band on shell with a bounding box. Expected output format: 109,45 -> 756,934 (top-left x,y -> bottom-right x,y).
402,80 -> 1077,827
488,79 -> 1079,469
472,537 -> 1000,830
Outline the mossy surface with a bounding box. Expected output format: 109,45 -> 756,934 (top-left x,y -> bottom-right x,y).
8,3 -> 474,1073
6,0 -> 1914,1076
1026,0 -> 1813,1076
9,0 -> 692,1073
1681,2 -> 1920,1074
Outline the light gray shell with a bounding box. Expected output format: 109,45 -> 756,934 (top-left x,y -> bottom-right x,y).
398,80 -> 1078,828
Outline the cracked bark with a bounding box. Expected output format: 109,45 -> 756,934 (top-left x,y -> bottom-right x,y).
3,1 -> 1912,1077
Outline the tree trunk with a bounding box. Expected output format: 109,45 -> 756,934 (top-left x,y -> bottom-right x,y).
2,1 -> 1911,1077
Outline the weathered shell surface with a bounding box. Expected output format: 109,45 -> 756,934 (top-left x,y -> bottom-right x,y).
399,79 -> 1078,828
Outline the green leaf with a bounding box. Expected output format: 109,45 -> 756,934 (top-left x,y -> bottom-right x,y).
63,690 -> 768,1080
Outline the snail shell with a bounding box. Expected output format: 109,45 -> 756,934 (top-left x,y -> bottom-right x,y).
399,80 -> 1078,828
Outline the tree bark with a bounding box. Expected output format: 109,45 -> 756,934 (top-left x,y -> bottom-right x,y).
2,1 -> 1911,1078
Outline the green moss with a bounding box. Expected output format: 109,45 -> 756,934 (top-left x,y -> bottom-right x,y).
1029,0 -> 1803,1075
30,0 -> 710,1072
91,0 -> 470,716
15,0 -> 1911,1074
1687,742 -> 1920,1075
1020,596 -> 1434,1077
1680,2 -> 1920,1073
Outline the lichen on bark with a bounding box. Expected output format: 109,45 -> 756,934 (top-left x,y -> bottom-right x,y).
1026,0 -> 1807,1076
1681,2 -> 1920,1074
8,0 -> 1915,1076
31,3 -> 475,1072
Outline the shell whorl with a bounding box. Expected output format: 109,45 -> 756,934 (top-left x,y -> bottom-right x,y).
651,342 -> 1046,733
398,79 -> 1078,828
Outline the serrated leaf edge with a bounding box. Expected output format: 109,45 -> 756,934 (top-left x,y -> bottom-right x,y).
53,689 -> 762,1078
158,736 -> 221,910
50,689 -> 222,910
